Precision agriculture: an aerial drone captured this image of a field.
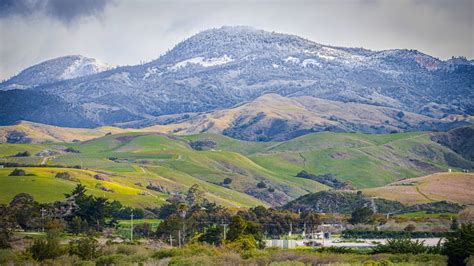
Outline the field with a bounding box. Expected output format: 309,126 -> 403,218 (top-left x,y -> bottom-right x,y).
363,172 -> 474,205
0,128 -> 472,208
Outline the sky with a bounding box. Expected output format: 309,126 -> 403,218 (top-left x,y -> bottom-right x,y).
0,0 -> 473,80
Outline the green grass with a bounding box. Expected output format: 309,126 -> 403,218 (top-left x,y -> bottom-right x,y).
0,130 -> 468,208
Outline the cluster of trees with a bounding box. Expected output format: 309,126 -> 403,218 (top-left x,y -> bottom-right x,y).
0,185 -> 143,248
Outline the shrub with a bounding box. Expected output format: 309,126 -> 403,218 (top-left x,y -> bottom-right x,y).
95,254 -> 128,266
443,223 -> 474,266
256,181 -> 267,189
349,207 -> 374,224
65,147 -> 80,153
9,168 -> 26,176
372,237 -> 428,254
115,245 -> 138,256
13,151 -> 30,157
226,235 -> 257,252
0,249 -> 18,264
223,178 -> 232,185
55,172 -> 79,182
68,236 -> 102,260
28,237 -> 64,261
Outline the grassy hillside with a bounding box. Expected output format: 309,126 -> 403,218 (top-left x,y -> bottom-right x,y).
0,128 -> 472,208
363,172 -> 474,205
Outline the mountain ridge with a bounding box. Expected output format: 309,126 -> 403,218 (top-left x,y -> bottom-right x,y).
1,26 -> 472,136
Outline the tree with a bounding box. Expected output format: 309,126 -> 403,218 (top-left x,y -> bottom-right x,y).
9,168 -> 26,176
0,204 -> 14,248
29,220 -> 65,261
9,193 -> 40,230
443,224 -> 474,266
13,151 -> 30,157
69,216 -> 88,235
349,207 -> 374,224
186,184 -> 205,206
198,225 -> 223,245
223,178 -> 232,185
69,236 -> 102,260
226,216 -> 263,250
451,218 -> 459,231
66,184 -> 116,230
302,212 -> 321,235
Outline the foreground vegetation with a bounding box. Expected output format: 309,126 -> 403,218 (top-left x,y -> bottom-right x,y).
0,184 -> 473,265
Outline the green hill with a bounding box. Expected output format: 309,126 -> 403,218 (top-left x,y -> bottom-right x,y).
0,128 -> 472,208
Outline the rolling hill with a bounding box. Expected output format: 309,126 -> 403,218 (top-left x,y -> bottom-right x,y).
1,126 -> 472,208
363,172 -> 474,205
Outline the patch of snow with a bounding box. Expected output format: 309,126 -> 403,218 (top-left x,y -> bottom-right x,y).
143,67 -> 160,80
301,59 -> 321,68
284,56 -> 300,64
60,56 -> 111,79
169,55 -> 233,71
272,63 -> 280,69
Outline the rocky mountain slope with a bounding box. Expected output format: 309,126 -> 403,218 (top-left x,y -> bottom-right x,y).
0,26 -> 472,133
0,55 -> 111,91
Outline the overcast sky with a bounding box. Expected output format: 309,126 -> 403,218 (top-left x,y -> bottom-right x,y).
0,0 -> 473,80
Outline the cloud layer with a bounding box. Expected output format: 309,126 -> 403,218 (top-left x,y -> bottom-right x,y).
0,0 -> 113,24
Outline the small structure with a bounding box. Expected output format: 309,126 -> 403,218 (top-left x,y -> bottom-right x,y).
0,165 -> 3,169
265,239 -> 296,249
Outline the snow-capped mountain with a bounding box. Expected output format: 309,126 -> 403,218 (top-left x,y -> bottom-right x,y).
0,26 -> 472,131
0,55 -> 112,91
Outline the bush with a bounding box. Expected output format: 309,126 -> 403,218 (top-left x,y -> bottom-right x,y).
28,237 -> 64,261
0,249 -> 18,264
95,254 -> 128,266
443,223 -> 474,266
55,172 -> 79,182
223,178 -> 232,185
13,151 -> 30,157
256,181 -> 267,189
372,237 -> 429,254
349,207 -> 374,224
65,147 -> 80,153
68,236 -> 102,260
9,168 -> 26,176
226,235 -> 257,252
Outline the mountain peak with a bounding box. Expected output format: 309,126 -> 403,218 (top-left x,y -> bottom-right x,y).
0,55 -> 112,91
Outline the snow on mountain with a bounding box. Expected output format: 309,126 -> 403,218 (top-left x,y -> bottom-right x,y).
168,54 -> 233,71
0,26 -> 472,130
60,56 -> 111,79
0,55 -> 112,91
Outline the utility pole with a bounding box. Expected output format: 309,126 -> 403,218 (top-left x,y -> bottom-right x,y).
130,212 -> 134,242
40,208 -> 46,233
178,230 -> 181,248
221,222 -> 227,240
289,221 -> 293,237
169,234 -> 173,247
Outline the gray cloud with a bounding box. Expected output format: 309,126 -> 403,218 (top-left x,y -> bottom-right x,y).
0,0 -> 113,24
0,0 -> 472,81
